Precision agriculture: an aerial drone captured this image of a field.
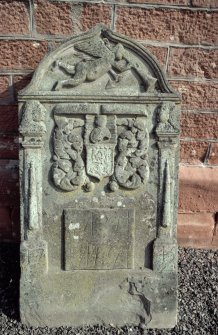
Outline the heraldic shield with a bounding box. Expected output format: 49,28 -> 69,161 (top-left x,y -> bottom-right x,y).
85,115 -> 117,180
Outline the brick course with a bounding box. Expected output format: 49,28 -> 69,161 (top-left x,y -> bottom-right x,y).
170,81 -> 218,109
144,45 -> 168,68
168,48 -> 218,80
181,112 -> 218,139
80,4 -> 112,31
128,0 -> 188,4
0,0 -> 29,36
35,0 -> 73,35
191,0 -> 218,8
178,212 -> 215,248
0,40 -> 48,70
116,7 -> 218,45
180,141 -> 208,164
179,166 -> 218,213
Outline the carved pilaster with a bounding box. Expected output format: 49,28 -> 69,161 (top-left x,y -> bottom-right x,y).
19,100 -> 47,238
155,102 -> 180,240
153,103 -> 180,274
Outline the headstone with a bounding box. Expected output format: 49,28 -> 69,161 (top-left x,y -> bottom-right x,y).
19,25 -> 180,329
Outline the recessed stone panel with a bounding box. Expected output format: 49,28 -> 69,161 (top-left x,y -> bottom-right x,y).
64,208 -> 134,270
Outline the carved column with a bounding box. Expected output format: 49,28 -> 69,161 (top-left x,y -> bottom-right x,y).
153,102 -> 180,273
19,100 -> 48,273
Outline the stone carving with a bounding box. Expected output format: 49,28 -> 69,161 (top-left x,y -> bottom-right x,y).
55,38 -> 131,90
19,100 -> 46,145
28,163 -> 39,230
19,26 -> 180,329
51,113 -> 149,190
162,161 -> 172,229
156,102 -> 179,135
153,242 -> 177,273
85,115 -> 116,180
111,117 -> 149,190
52,116 -> 86,191
64,208 -> 134,270
21,240 -> 48,274
54,34 -> 156,92
128,276 -> 152,329
89,115 -> 111,143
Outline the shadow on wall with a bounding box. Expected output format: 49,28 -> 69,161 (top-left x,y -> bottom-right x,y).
0,74 -> 33,242
0,243 -> 20,321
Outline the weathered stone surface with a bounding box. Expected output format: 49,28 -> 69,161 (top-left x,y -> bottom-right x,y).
181,112 -> 218,139
168,48 -> 218,79
0,0 -> 29,35
0,40 -> 48,69
170,81 -> 218,109
18,26 -> 180,329
116,7 -> 218,45
179,166 -> 218,212
35,0 -> 73,35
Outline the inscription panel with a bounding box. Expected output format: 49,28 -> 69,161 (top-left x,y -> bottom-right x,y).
64,208 -> 134,270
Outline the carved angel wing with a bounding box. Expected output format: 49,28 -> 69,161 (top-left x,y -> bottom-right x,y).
74,37 -> 111,58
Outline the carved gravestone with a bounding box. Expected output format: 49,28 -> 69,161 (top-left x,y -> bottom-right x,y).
19,26 -> 180,329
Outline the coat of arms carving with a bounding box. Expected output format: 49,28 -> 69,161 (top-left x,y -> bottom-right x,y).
51,112 -> 149,192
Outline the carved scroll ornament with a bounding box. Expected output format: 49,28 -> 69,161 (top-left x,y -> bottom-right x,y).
112,117 -> 149,190
52,116 -> 86,191
51,113 -> 149,192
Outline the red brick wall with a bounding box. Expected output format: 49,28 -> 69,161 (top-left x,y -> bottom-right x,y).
0,0 -> 217,248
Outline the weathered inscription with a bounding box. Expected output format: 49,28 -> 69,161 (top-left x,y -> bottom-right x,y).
64,208 -> 134,270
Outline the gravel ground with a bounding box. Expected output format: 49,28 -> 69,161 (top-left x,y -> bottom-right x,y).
0,244 -> 217,335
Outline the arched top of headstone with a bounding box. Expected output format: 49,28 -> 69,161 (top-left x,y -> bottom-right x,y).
19,25 -> 179,100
